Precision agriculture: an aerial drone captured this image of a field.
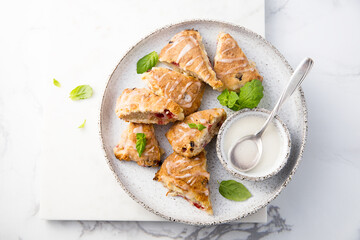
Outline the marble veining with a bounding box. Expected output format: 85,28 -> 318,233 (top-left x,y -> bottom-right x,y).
268,0 -> 290,14
75,206 -> 290,239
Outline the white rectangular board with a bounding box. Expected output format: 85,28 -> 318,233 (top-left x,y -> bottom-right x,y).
40,0 -> 266,222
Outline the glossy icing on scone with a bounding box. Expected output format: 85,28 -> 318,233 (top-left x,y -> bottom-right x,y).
214,32 -> 263,92
115,88 -> 184,124
166,108 -> 227,158
114,123 -> 163,167
159,29 -> 223,91
154,151 -> 212,214
142,67 -> 205,116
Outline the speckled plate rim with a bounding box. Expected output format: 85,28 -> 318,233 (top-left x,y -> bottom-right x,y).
216,108 -> 292,181
98,19 -> 308,225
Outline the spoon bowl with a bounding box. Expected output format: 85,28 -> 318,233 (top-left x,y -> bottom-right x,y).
229,134 -> 262,172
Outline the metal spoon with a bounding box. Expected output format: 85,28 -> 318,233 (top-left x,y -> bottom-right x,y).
229,57 -> 314,172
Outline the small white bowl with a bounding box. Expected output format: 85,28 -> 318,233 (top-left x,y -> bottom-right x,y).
216,108 -> 291,181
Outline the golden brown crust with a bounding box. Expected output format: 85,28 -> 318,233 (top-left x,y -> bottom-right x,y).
115,88 -> 184,124
154,151 -> 213,214
159,30 -> 223,91
166,108 -> 227,157
214,32 -> 263,92
114,123 -> 163,167
142,67 -> 205,116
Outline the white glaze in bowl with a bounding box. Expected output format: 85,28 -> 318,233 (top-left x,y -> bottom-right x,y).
216,108 -> 291,181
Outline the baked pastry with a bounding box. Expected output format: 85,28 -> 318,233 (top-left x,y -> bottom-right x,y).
214,32 -> 263,92
166,108 -> 227,157
154,151 -> 212,214
113,123 -> 163,167
159,29 -> 223,91
115,88 -> 184,124
142,67 -> 205,116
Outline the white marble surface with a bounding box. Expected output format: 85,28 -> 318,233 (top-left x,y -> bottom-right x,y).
1,0 -> 360,239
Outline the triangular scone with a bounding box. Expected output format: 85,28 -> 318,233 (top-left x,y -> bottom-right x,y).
142,67 -> 205,116
154,151 -> 213,214
115,88 -> 184,125
214,32 -> 263,92
114,123 -> 163,167
166,108 -> 226,158
159,29 -> 223,91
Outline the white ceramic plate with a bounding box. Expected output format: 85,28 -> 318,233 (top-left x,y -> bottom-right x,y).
100,20 -> 307,225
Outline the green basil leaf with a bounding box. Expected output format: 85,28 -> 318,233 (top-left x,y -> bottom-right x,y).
197,124 -> 206,131
237,79 -> 264,109
188,123 -> 206,131
188,123 -> 198,129
69,85 -> 93,100
53,78 -> 61,87
217,89 -> 229,106
230,102 -> 241,111
227,91 -> 239,108
136,133 -> 147,157
78,119 -> 86,128
136,51 -> 159,74
219,180 -> 252,201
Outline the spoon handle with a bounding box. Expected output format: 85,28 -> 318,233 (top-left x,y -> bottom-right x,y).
256,57 -> 314,137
